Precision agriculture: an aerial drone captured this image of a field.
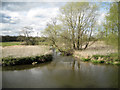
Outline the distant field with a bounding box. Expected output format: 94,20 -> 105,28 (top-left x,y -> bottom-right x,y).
0,42 -> 21,46
0,42 -> 49,47
2,45 -> 51,58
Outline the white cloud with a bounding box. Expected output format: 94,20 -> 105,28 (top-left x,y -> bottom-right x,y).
97,12 -> 106,25
1,3 -> 61,36
0,23 -> 10,30
1,10 -> 20,18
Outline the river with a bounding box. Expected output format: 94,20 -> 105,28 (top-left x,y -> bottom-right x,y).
2,52 -> 118,88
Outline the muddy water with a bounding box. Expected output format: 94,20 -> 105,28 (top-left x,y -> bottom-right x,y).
2,53 -> 118,88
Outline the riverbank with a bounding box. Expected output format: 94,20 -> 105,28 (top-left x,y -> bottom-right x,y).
1,45 -> 53,66
73,41 -> 119,65
2,54 -> 53,66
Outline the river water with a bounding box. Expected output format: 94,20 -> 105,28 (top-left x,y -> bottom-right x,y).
2,52 -> 118,88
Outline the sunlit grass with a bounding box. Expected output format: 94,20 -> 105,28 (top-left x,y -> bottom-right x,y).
2,45 -> 51,58
0,42 -> 21,47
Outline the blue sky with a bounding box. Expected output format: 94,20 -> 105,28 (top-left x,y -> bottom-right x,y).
0,2 -> 110,36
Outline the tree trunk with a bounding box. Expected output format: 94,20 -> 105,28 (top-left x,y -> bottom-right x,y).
84,42 -> 89,50
72,29 -> 75,49
77,30 -> 80,50
77,37 -> 80,50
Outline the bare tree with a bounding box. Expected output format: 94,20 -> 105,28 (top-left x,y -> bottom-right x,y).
19,26 -> 38,45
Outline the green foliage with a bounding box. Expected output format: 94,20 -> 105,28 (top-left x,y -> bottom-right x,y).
108,53 -> 118,61
104,33 -> 118,48
112,62 -> 120,65
80,53 -> 119,65
91,60 -> 100,63
105,61 -> 113,64
2,54 -> 53,66
103,2 -> 118,48
81,58 -> 91,62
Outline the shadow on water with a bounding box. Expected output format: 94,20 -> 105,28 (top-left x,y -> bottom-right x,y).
2,61 -> 52,71
2,49 -> 119,88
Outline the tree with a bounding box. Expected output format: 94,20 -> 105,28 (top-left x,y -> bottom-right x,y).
103,2 -> 118,48
19,26 -> 39,45
44,18 -> 74,55
59,2 -> 99,50
44,2 -> 100,55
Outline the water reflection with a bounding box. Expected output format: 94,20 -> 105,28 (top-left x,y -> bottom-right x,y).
2,53 -> 118,88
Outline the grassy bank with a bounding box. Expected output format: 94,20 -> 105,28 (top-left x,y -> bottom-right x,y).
74,53 -> 120,65
73,41 -> 119,65
2,54 -> 53,66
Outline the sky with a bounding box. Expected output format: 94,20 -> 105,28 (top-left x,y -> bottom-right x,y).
0,2 -> 66,36
0,2 -> 110,36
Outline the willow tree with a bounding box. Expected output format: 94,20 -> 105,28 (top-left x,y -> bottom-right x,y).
44,18 -> 73,55
44,2 -> 99,55
59,2 -> 99,50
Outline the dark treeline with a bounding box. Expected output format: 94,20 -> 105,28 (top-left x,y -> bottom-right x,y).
0,35 -> 47,42
1,36 -> 20,42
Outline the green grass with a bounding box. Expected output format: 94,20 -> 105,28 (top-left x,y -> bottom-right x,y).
81,58 -> 91,62
0,42 -> 21,46
92,53 -> 118,61
108,53 -> 118,61
105,61 -> 113,64
80,53 -> 120,65
0,41 -> 50,47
